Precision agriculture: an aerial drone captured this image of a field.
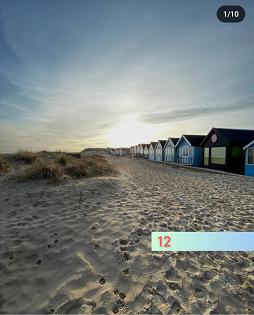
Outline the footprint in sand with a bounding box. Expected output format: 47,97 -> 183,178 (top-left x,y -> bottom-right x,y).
168,299 -> 183,314
99,277 -> 105,285
112,304 -> 119,314
166,281 -> 182,290
123,268 -> 129,275
204,270 -> 217,281
123,252 -> 130,261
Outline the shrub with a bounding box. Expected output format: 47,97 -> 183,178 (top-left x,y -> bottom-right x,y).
0,155 -> 12,173
64,159 -> 89,178
14,150 -> 39,163
20,153 -> 117,183
55,155 -> 69,166
20,161 -> 65,183
67,153 -> 81,159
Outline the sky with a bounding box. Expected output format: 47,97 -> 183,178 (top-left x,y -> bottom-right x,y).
0,0 -> 254,152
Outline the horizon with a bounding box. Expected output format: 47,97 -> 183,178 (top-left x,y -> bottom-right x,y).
1,0 -> 254,151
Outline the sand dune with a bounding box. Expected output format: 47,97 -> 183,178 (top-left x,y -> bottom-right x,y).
0,154 -> 254,314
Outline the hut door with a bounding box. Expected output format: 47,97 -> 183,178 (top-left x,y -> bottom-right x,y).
204,148 -> 209,167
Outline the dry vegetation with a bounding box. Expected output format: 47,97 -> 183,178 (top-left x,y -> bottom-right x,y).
0,155 -> 12,174
14,150 -> 39,163
20,152 -> 117,183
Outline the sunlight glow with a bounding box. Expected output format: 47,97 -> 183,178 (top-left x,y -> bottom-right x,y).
107,119 -> 159,147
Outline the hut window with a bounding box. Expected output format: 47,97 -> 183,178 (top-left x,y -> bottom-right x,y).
189,147 -> 193,156
180,148 -> 183,155
211,147 -> 226,165
232,147 -> 242,157
247,149 -> 254,165
204,147 -> 209,166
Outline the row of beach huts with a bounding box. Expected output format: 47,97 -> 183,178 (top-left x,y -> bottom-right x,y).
109,127 -> 254,177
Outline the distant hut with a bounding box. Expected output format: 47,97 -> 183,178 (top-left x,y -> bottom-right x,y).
139,144 -> 148,158
130,146 -> 134,157
149,142 -> 157,160
201,128 -> 254,174
155,140 -> 167,161
119,148 -> 130,156
243,140 -> 254,177
176,135 -> 205,167
137,144 -> 142,158
164,137 -> 179,162
133,145 -> 136,157
143,144 -> 150,159
139,144 -> 144,158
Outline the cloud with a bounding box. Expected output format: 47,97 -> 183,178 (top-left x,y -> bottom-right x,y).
139,96 -> 254,124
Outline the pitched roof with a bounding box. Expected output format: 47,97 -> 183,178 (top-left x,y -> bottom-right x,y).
150,142 -> 157,148
200,128 -> 254,146
158,140 -> 167,147
243,140 -> 254,150
170,138 -> 179,145
141,144 -> 150,147
215,128 -> 254,144
184,135 -> 206,146
165,137 -> 179,147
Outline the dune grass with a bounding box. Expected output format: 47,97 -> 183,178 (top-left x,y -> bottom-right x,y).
20,153 -> 116,183
20,161 -> 65,183
14,150 -> 39,163
0,155 -> 12,173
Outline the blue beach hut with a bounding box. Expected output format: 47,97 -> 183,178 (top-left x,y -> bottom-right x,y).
243,140 -> 254,177
164,137 -> 179,162
155,140 -> 167,161
176,135 -> 205,167
149,142 -> 157,160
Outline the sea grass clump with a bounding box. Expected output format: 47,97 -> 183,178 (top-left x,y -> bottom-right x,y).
14,150 -> 39,163
0,155 -> 12,173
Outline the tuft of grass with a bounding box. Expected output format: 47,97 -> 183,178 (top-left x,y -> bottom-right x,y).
20,153 -> 117,183
64,159 -> 89,178
14,150 -> 39,163
0,155 -> 12,173
55,155 -> 69,166
20,161 -> 65,183
67,152 -> 81,159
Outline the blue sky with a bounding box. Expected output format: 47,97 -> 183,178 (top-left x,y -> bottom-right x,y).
0,0 -> 254,151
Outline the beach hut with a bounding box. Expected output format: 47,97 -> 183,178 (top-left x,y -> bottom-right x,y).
243,140 -> 254,177
176,135 -> 205,167
139,144 -> 149,158
143,144 -> 150,159
164,137 -> 179,162
119,148 -> 130,156
155,140 -> 167,161
133,145 -> 137,157
149,142 -> 157,160
200,128 -> 254,175
130,146 -> 134,157
138,144 -> 144,158
135,145 -> 140,157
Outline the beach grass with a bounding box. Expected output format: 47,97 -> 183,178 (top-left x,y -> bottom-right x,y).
14,150 -> 39,163
20,152 -> 116,183
0,154 -> 12,173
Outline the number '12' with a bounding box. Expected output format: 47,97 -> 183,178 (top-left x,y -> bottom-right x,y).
158,236 -> 171,247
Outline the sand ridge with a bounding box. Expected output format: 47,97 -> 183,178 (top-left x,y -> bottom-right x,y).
0,155 -> 254,314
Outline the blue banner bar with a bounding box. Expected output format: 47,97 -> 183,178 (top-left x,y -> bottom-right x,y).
151,232 -> 254,251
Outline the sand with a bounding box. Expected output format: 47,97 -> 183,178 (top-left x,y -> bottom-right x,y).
0,154 -> 254,314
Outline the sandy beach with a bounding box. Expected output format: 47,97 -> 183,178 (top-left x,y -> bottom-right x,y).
0,154 -> 254,314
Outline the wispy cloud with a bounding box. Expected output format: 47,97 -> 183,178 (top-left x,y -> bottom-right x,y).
139,96 -> 254,124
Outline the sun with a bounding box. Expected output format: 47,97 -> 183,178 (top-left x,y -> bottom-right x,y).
107,115 -> 158,147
